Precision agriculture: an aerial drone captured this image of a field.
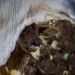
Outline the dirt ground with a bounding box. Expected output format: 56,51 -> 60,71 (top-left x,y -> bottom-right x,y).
0,20 -> 75,75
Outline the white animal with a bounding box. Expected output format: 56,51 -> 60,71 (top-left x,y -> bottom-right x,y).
0,0 -> 75,66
